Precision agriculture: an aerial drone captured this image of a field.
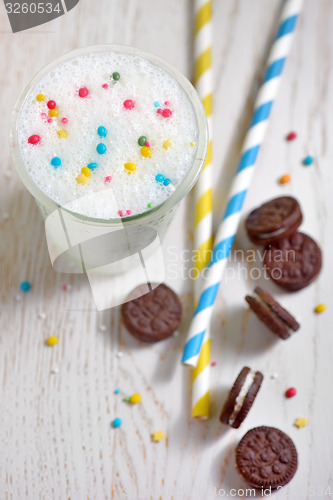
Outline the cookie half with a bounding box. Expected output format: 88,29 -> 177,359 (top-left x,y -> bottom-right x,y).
246,196 -> 302,245
121,283 -> 182,342
245,287 -> 300,340
235,426 -> 298,489
264,232 -> 322,291
220,367 -> 263,429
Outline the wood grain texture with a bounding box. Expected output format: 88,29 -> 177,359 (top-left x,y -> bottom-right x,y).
1,0 -> 333,498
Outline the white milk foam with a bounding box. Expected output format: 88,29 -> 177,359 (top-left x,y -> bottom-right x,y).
18,51 -> 199,219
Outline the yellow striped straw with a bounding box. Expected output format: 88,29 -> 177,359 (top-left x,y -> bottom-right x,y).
191,0 -> 213,419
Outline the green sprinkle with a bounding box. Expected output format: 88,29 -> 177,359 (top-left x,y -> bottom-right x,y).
138,136 -> 147,147
147,202 -> 153,208
123,396 -> 130,402
112,72 -> 120,81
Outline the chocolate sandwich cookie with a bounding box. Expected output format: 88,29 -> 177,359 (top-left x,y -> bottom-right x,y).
220,367 -> 263,429
235,426 -> 298,489
245,287 -> 300,340
246,196 -> 302,245
264,232 -> 322,291
121,283 -> 182,342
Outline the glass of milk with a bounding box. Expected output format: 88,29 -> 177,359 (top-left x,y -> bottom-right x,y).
10,45 -> 208,280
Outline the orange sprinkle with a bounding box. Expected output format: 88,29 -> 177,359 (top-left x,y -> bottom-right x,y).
279,174 -> 291,185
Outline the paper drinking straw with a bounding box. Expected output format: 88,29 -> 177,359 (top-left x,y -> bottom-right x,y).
183,0 -> 304,367
191,0 -> 213,419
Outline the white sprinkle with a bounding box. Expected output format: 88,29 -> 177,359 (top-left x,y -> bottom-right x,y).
51,367 -> 59,374
116,351 -> 123,358
2,212 -> 9,220
173,330 -> 179,337
15,294 -> 22,301
99,324 -> 107,332
38,312 -> 46,320
270,373 -> 279,380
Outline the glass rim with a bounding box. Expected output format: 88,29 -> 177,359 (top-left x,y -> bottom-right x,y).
10,44 -> 208,225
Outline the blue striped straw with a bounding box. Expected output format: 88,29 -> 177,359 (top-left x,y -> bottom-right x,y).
182,0 -> 304,367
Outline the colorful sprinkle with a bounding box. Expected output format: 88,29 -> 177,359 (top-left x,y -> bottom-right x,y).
163,178 -> 171,186
126,210 -> 132,215
78,87 -> 89,98
81,166 -> 91,177
46,336 -> 58,347
36,94 -> 45,101
62,283 -> 69,291
157,108 -> 163,114
115,388 -> 121,394
286,131 -> 297,141
112,72 -> 120,81
154,101 -> 161,108
104,176 -> 112,183
163,139 -> 172,150
190,141 -> 196,147
123,99 -> 135,110
51,157 -> 61,168
315,303 -> 326,314
303,155 -> 314,166
147,202 -> 153,208
28,135 -> 41,145
138,136 -> 147,146
97,126 -> 107,138
49,108 -> 59,117
88,162 -> 98,170
145,141 -> 151,148
285,387 -> 297,398
124,162 -> 136,173
294,417 -> 308,429
140,146 -> 151,158
155,174 -> 165,183
76,174 -> 88,185
279,174 -> 291,184
57,130 -> 68,139
162,108 -> 172,118
211,361 -> 217,367
123,396 -> 130,402
152,431 -> 165,442
20,281 -> 31,292
129,393 -> 141,404
47,100 -> 56,109
61,117 -> 68,124
118,210 -> 126,217
102,83 -> 109,89
112,418 -> 122,428
164,100 -> 170,106
96,143 -> 107,154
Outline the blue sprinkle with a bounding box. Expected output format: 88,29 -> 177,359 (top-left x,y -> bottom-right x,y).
97,126 -> 107,138
154,101 -> 161,108
112,418 -> 122,428
163,178 -> 171,186
51,157 -> 61,168
155,174 -> 165,183
88,162 -> 98,170
20,281 -> 31,292
96,143 -> 107,155
303,155 -> 314,166
115,388 -> 120,394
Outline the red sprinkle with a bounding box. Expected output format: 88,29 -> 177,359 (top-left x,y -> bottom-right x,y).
126,210 -> 132,215
28,135 -> 41,145
47,100 -> 56,109
61,117 -> 68,124
123,99 -> 135,110
102,84 -> 109,89
162,108 -> 172,118
62,283 -> 68,291
211,361 -> 217,367
157,108 -> 163,114
104,176 -> 112,183
286,131 -> 297,141
285,387 -> 297,398
79,87 -> 89,98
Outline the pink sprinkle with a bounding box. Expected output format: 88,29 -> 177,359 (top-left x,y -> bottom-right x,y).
47,118 -> 53,123
102,84 -> 109,89
123,99 -> 135,110
157,108 -> 163,114
78,87 -> 89,98
41,112 -> 48,119
145,141 -> 151,148
104,176 -> 112,183
126,210 -> 132,215
211,361 -> 217,367
61,117 -> 68,124
162,108 -> 172,118
62,284 -> 68,291
164,100 -> 170,106
118,210 -> 126,217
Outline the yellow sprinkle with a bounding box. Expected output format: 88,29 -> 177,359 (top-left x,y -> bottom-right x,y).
57,130 -> 68,139
81,166 -> 91,177
152,430 -> 165,442
190,141 -> 196,147
163,139 -> 172,150
124,162 -> 136,173
140,146 -> 151,158
315,303 -> 326,314
294,417 -> 308,429
46,336 -> 58,346
76,174 -> 88,185
36,94 -> 45,101
129,393 -> 141,404
49,108 -> 59,117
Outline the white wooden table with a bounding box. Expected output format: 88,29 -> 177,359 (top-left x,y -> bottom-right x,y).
1,1 -> 332,498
